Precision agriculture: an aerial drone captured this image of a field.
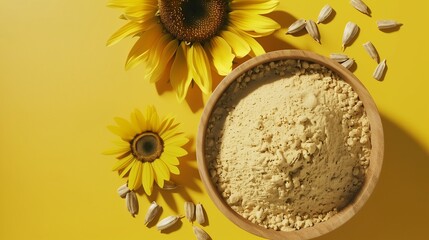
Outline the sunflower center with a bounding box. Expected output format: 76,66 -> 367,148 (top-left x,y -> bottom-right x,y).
132,132 -> 164,162
158,0 -> 229,42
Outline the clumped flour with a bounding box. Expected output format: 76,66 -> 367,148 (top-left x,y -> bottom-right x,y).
205,60 -> 371,231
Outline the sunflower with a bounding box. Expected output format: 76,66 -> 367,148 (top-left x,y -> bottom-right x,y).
104,106 -> 188,195
107,0 -> 280,102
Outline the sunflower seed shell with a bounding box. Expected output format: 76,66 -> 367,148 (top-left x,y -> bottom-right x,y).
193,226 -> 211,240
305,20 -> 320,43
363,41 -> 379,63
160,180 -> 179,190
145,201 -> 161,225
117,183 -> 130,198
330,53 -> 349,63
342,22 -> 359,49
373,59 -> 387,81
317,4 -> 333,24
184,202 -> 195,222
156,215 -> 180,231
286,19 -> 306,34
350,0 -> 370,15
126,191 -> 138,217
341,58 -> 355,69
196,203 -> 206,225
377,20 -> 401,30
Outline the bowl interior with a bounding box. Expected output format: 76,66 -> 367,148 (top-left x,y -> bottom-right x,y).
196,50 -> 384,240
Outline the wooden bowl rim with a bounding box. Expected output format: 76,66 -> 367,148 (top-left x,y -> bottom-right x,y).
196,50 -> 384,240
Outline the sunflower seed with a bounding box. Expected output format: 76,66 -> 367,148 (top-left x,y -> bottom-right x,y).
341,58 -> 355,69
305,20 -> 320,43
156,215 -> 181,231
193,226 -> 211,240
196,203 -> 206,225
350,0 -> 370,15
125,191 -> 138,217
330,53 -> 349,63
342,22 -> 359,50
144,201 -> 161,225
317,4 -> 333,24
286,19 -> 306,34
117,183 -> 130,198
184,202 -> 195,222
363,41 -> 379,63
373,59 -> 387,81
161,180 -> 179,190
377,20 -> 402,30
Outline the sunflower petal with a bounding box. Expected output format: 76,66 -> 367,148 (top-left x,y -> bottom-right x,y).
144,34 -> 171,79
128,161 -> 143,190
152,161 -> 166,188
123,7 -> 157,21
220,29 -> 251,58
235,29 -> 266,56
166,163 -> 180,175
134,109 -> 147,132
164,146 -> 188,157
119,161 -> 134,178
229,10 -> 280,34
206,36 -> 234,76
126,25 -> 163,70
158,117 -> 176,136
155,116 -> 170,134
153,160 -> 170,181
160,153 -> 180,165
230,0 -> 279,14
107,1 -> 156,9
160,126 -> 182,141
142,162 -> 154,195
114,117 -> 137,137
112,155 -> 134,171
107,125 -> 134,141
189,42 -> 212,94
107,21 -> 144,47
164,135 -> 189,147
147,39 -> 178,83
102,147 -> 130,155
129,111 -> 142,133
146,105 -> 159,131
170,42 -> 192,102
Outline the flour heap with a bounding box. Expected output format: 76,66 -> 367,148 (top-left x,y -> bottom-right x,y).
205,59 -> 371,231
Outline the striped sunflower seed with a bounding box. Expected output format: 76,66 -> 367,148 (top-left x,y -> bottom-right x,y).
377,20 -> 402,30
317,4 -> 333,24
156,215 -> 181,231
144,201 -> 161,225
373,59 -> 387,81
196,203 -> 206,225
193,226 -> 211,240
350,0 -> 370,15
286,19 -> 306,34
363,41 -> 379,63
342,22 -> 359,50
305,20 -> 320,43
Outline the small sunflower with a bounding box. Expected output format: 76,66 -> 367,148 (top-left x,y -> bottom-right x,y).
104,106 -> 188,195
107,0 -> 280,102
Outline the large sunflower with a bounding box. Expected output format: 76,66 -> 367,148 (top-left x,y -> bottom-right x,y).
107,0 -> 280,102
104,106 -> 188,195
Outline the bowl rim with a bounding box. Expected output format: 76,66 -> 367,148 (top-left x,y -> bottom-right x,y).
196,49 -> 384,240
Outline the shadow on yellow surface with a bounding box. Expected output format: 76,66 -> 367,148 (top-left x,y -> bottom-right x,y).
318,116 -> 429,240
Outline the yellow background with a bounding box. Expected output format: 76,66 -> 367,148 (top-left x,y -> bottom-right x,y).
1,0 -> 428,239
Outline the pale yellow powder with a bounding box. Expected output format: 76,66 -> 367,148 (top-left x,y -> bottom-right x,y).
205,60 -> 371,231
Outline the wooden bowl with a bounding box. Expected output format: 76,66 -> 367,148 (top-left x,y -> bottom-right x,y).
196,50 -> 384,240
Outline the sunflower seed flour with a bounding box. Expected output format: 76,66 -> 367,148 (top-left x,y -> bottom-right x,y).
205,60 -> 371,231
